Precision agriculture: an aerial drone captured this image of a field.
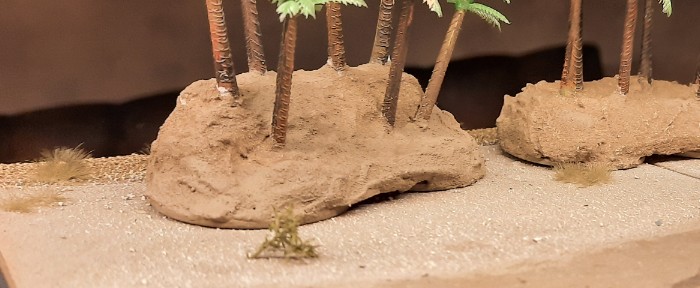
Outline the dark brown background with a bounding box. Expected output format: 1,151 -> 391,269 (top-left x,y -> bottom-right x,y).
1,1 -> 698,115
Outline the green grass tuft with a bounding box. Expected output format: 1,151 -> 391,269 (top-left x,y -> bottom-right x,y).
248,206 -> 319,259
553,162 -> 612,187
33,146 -> 92,183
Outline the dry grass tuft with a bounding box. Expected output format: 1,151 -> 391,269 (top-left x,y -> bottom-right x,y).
33,146 -> 92,183
553,162 -> 612,187
467,127 -> 499,145
1,190 -> 68,213
249,206 -> 319,259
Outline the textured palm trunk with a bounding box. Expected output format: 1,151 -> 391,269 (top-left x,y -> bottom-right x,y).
639,0 -> 654,84
415,10 -> 465,121
560,0 -> 583,95
205,0 -> 240,101
240,0 -> 267,74
695,64 -> 699,98
271,16 -> 298,146
381,0 -> 414,126
326,2 -> 347,71
618,0 -> 638,95
369,0 -> 395,65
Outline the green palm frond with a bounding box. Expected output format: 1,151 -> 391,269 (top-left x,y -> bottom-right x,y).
333,0 -> 367,6
658,0 -> 672,17
449,0 -> 510,31
272,0 -> 366,21
424,0 -> 444,17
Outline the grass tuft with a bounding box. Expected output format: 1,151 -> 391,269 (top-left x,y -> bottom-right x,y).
33,146 -> 92,183
1,190 -> 68,213
467,127 -> 499,145
553,162 -> 612,187
248,206 -> 318,259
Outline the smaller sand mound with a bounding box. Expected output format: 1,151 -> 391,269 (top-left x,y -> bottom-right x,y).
497,76 -> 700,169
146,64 -> 484,229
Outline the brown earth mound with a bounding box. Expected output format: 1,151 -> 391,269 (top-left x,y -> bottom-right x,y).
146,64 -> 484,229
497,76 -> 700,169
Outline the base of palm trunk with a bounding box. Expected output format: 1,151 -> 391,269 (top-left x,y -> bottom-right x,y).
145,63 -> 484,229
497,76 -> 700,169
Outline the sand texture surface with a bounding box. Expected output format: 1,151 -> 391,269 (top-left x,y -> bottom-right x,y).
497,77 -> 700,169
146,64 -> 483,229
1,145 -> 699,287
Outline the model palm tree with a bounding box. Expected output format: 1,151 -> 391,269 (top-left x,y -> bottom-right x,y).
370,0 -> 395,64
619,0 -> 672,94
381,0 -> 442,126
560,0 -> 583,96
271,0 -> 367,145
369,0 -> 442,66
205,0 -> 241,102
695,61 -> 700,99
271,14 -> 298,146
618,0 -> 638,95
415,0 -> 510,121
638,0 -> 672,84
241,0 -> 268,74
326,2 -> 347,71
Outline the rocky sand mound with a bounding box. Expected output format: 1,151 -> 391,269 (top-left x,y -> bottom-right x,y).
146,64 -> 484,229
497,76 -> 700,169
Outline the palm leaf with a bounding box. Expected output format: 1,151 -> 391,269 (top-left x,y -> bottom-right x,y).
272,0 -> 366,21
658,0 -> 672,16
332,0 -> 367,7
463,2 -> 511,31
424,0 -> 443,17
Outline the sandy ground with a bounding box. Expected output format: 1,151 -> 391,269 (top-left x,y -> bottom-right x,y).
1,145 -> 699,287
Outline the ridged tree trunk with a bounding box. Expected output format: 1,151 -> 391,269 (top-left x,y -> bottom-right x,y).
560,0 -> 583,95
205,0 -> 240,101
415,10 -> 465,121
618,0 -> 638,95
639,0 -> 654,84
240,0 -> 267,74
381,0 -> 414,126
370,0 -> 395,65
695,63 -> 700,100
271,16 -> 298,146
326,2 -> 347,71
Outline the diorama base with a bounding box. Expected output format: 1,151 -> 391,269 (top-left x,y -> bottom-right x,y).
497,77 -> 700,169
1,145 -> 699,287
146,64 -> 484,229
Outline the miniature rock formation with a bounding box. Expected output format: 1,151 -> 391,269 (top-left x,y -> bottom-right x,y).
146,64 -> 484,229
497,76 -> 700,169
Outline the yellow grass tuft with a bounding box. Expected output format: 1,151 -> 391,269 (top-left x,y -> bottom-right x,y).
553,162 -> 612,187
1,190 -> 68,213
467,127 -> 499,145
33,146 -> 92,183
249,206 -> 319,259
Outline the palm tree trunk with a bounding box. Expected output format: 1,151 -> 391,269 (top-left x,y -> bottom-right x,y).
639,0 -> 653,84
240,0 -> 267,74
271,16 -> 298,146
618,0 -> 638,95
370,0 -> 395,65
695,63 -> 699,98
205,0 -> 240,101
560,0 -> 583,95
326,2 -> 347,71
381,0 -> 414,126
415,10 -> 465,121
